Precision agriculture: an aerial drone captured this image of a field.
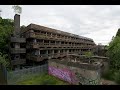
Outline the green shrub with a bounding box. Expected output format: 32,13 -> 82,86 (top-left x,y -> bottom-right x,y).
102,69 -> 115,81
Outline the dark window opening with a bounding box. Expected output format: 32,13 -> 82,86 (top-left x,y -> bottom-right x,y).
10,43 -> 15,48
20,54 -> 26,59
20,43 -> 26,48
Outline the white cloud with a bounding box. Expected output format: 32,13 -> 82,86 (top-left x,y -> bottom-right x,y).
0,5 -> 120,45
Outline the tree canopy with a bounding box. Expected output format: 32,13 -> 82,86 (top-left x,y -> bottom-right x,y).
0,17 -> 14,54
116,28 -> 120,37
107,35 -> 120,70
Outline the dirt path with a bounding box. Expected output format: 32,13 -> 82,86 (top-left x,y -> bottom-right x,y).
100,78 -> 117,85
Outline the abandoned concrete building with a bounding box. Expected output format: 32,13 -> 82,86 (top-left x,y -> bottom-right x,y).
9,14 -> 98,70
0,13 -> 109,85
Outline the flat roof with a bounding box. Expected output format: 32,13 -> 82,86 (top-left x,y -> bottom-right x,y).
22,23 -> 94,41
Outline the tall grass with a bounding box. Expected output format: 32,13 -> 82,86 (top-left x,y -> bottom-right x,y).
16,73 -> 69,85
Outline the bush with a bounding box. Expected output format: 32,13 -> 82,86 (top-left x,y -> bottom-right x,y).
102,69 -> 120,84
102,69 -> 115,80
113,70 -> 120,84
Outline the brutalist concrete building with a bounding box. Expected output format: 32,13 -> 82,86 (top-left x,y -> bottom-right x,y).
9,14 -> 96,70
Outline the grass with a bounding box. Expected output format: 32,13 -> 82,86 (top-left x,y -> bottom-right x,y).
16,73 -> 69,85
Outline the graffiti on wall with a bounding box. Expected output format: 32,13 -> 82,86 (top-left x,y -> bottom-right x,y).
49,66 -> 100,85
49,66 -> 76,84
75,72 -> 99,85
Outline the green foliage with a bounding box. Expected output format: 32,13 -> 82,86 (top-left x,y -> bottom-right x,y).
107,36 -> 120,70
116,28 -> 120,37
102,69 -> 120,84
0,52 -> 9,67
84,51 -> 93,58
0,17 -> 14,54
16,73 -> 69,85
105,33 -> 120,84
102,69 -> 115,81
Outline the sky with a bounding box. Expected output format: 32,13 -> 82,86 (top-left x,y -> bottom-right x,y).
0,5 -> 120,45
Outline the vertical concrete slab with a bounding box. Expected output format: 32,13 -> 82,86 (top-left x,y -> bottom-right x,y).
14,14 -> 20,37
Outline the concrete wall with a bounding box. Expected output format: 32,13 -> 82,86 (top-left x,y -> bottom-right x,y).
48,60 -> 101,85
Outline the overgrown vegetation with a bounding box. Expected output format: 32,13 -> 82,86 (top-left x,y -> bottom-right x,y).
0,52 -> 9,67
103,29 -> 120,84
0,17 -> 14,54
0,17 -> 14,67
16,73 -> 69,85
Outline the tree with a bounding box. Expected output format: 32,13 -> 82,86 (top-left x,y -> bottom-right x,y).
12,5 -> 22,15
0,17 -> 14,54
84,51 -> 93,63
116,28 -> 120,37
0,52 -> 9,67
107,36 -> 120,70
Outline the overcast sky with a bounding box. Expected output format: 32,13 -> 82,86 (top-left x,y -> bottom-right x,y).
0,5 -> 120,45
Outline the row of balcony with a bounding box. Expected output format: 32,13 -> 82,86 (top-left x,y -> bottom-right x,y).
11,59 -> 26,65
26,51 -> 88,61
10,48 -> 26,54
10,37 -> 26,43
26,43 -> 93,50
27,33 -> 95,45
26,53 -> 70,62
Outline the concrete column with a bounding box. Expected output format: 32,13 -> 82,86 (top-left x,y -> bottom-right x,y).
49,40 -> 50,45
59,41 -> 61,45
55,41 -> 56,45
46,50 -> 48,54
67,50 -> 69,54
14,14 -> 20,37
39,50 -> 40,55
52,50 -> 54,54
51,33 -> 52,37
34,39 -> 37,44
58,50 -> 60,53
15,43 -> 20,48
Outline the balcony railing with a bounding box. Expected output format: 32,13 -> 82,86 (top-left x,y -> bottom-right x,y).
11,59 -> 26,65
26,53 -> 69,62
28,32 -> 94,43
10,48 -> 26,53
10,37 -> 26,43
26,42 -> 94,49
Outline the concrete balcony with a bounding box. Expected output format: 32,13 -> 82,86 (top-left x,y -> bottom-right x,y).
26,43 -> 84,49
26,55 -> 48,62
11,59 -> 26,65
10,48 -> 26,53
10,37 -> 26,43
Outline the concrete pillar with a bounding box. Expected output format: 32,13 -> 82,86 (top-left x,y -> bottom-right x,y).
15,43 -> 20,48
59,41 -> 61,45
34,39 -> 37,44
46,50 -> 48,54
55,41 -> 56,45
67,50 -> 69,54
58,50 -> 60,53
14,14 -> 20,37
52,50 -> 54,54
51,33 -> 52,37
39,50 -> 40,55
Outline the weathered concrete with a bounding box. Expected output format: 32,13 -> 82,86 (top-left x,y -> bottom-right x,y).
48,59 -> 101,85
